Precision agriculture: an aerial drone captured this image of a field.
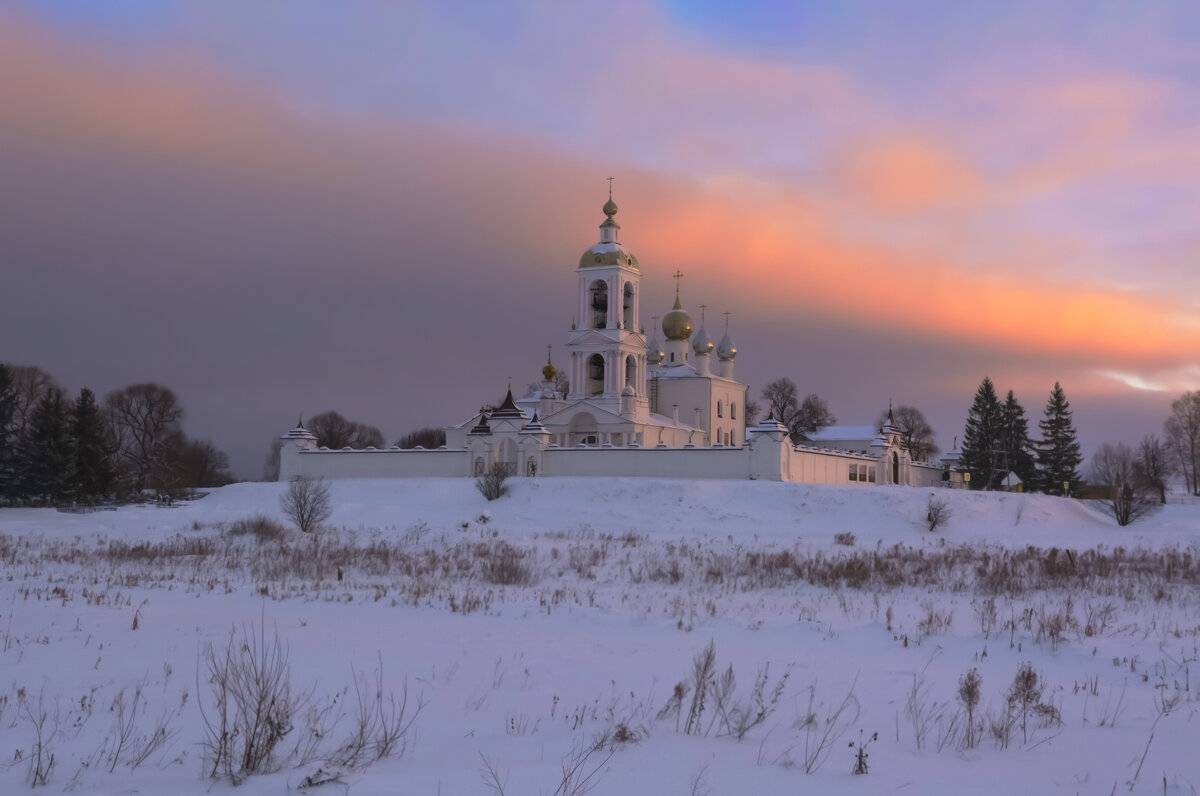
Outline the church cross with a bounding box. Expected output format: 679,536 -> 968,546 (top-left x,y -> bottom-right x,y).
672,270 -> 684,297
607,176 -> 615,199
723,311 -> 731,331
700,304 -> 707,323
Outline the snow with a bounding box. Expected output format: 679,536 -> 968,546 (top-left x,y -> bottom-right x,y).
1,478 -> 1198,794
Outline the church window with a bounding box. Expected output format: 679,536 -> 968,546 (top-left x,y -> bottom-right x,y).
587,354 -> 604,395
868,466 -> 877,483
717,401 -> 723,418
670,352 -> 675,363
474,457 -> 485,476
589,280 -> 608,329
731,402 -> 736,420
625,355 -> 636,387
622,282 -> 635,330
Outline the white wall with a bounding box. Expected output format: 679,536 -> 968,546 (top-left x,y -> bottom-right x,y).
787,447 -> 876,485
289,449 -> 466,479
542,446 -> 749,479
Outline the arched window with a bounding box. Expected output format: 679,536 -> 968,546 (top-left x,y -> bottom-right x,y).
625,355 -> 636,388
589,280 -> 608,329
622,282 -> 635,330
717,401 -> 723,418
473,457 -> 485,476
587,354 -> 605,395
731,402 -> 737,420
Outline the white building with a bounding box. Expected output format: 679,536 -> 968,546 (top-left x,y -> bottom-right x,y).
279,190 -> 955,488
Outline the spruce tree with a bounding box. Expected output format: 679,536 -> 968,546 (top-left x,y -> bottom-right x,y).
961,377 -> 1002,489
73,388 -> 115,503
0,364 -> 16,503
999,391 -> 1037,490
1037,382 -> 1082,496
18,387 -> 78,504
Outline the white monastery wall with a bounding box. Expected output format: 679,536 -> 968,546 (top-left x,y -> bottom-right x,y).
288,449 -> 466,480
542,446 -> 749,479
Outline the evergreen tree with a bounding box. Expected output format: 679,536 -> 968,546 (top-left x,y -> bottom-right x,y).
961,377 -> 1002,489
18,386 -> 78,503
0,364 -> 17,503
999,391 -> 1038,490
72,387 -> 115,503
1037,382 -> 1082,496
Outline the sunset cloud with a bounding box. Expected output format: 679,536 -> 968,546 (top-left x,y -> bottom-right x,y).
2,4 -> 1198,474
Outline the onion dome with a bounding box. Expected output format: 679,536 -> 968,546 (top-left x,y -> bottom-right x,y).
662,292 -> 693,341
646,335 -> 664,365
692,324 -> 713,355
717,331 -> 737,361
542,348 -> 557,382
579,189 -> 639,270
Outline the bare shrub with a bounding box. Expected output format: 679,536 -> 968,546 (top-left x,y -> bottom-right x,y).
22,693 -> 57,788
799,681 -> 858,773
1090,442 -> 1158,526
974,597 -> 998,638
659,641 -> 790,740
833,532 -> 855,546
683,641 -> 717,736
227,515 -> 288,543
329,657 -> 425,767
850,729 -> 877,774
476,462 -> 511,501
481,542 -> 534,586
905,672 -> 951,750
926,494 -> 951,532
554,735 -> 616,796
958,669 -> 982,749
199,623 -> 301,782
280,476 -> 332,534
1005,662 -> 1058,745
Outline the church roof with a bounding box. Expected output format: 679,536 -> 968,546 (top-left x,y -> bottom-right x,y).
489,388 -> 528,420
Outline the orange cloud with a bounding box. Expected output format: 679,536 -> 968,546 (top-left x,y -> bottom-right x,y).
835,139 -> 985,212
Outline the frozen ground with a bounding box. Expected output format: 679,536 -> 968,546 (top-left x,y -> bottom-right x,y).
1,478 -> 1198,794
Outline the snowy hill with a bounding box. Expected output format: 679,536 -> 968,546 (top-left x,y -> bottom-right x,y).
0,479 -> 1197,795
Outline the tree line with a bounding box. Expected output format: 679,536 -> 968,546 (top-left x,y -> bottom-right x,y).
960,378 -> 1082,493
0,363 -> 233,505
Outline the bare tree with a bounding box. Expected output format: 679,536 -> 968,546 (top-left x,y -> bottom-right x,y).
306,411 -> 384,450
878,405 -> 940,462
759,379 -> 835,442
1090,443 -> 1156,526
1136,434 -> 1174,504
280,476 -> 332,533
104,383 -> 184,494
1164,391 -> 1200,495
9,365 -> 59,439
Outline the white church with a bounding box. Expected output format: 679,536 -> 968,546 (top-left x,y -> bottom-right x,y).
279,190 -> 954,488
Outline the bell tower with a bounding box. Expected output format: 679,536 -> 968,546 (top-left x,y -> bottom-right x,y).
564,184 -> 648,418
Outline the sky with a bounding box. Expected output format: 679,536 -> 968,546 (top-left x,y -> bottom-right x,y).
2,1 -> 1199,479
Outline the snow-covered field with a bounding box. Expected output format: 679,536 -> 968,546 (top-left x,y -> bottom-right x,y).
1,478 -> 1198,794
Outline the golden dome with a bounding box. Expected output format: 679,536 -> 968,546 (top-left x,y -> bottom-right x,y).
662,294 -> 693,341
579,246 -> 639,269
603,196 -> 618,216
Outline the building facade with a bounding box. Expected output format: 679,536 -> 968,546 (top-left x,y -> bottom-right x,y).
279,191 -> 955,488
